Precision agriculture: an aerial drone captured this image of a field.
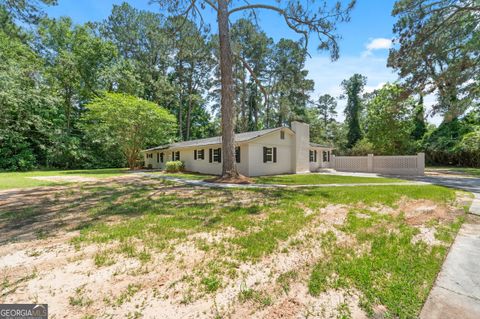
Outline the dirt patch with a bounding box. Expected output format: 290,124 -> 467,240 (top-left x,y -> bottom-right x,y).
264,298 -> 302,318
412,226 -> 443,246
28,175 -> 99,183
398,198 -> 462,226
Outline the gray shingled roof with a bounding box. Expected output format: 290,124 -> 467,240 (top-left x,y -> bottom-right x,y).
144,127 -> 285,151
310,142 -> 333,148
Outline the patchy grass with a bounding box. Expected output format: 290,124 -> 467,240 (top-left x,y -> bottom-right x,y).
254,173 -> 405,185
0,176 -> 465,318
69,184 -> 456,263
308,210 -> 464,318
0,168 -> 129,190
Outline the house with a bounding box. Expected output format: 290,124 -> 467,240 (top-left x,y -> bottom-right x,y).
143,121 -> 334,177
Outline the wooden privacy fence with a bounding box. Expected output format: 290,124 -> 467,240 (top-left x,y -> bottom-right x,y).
331,153 -> 425,176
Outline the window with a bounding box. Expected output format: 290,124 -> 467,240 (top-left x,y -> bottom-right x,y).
263,147 -> 277,163
174,151 -> 180,161
323,151 -> 327,162
213,148 -> 221,162
194,149 -> 204,160
160,153 -> 164,163
309,150 -> 314,162
280,130 -> 285,140
235,146 -> 240,163
147,153 -> 153,159
209,148 -> 213,163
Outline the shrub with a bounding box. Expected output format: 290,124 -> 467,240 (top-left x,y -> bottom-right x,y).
165,160 -> 184,172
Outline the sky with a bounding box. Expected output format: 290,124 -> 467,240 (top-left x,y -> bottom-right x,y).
43,0 -> 441,124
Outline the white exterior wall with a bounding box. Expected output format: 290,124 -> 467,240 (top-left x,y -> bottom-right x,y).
309,148 -> 333,171
247,129 -> 294,176
143,124 -> 340,177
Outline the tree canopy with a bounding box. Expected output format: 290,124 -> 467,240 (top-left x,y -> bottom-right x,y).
82,93 -> 176,169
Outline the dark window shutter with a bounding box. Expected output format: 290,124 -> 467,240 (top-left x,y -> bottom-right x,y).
157,153 -> 159,163
235,146 -> 240,163
171,152 -> 174,160
209,148 -> 212,163
217,148 -> 221,162
263,147 -> 267,163
194,150 -> 197,160
314,150 -> 317,162
273,147 -> 277,163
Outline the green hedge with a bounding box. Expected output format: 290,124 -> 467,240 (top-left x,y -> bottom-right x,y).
165,161 -> 184,172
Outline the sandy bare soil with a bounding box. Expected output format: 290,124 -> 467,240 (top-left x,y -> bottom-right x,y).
28,175 -> 99,183
0,177 -> 466,319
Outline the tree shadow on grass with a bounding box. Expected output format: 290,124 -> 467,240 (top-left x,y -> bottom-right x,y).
0,177 -> 268,246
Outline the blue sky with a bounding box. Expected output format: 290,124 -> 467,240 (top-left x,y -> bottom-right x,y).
43,0 -> 440,123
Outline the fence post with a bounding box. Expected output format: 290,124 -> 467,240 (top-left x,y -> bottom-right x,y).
367,154 -> 374,172
331,154 -> 336,169
417,152 -> 425,175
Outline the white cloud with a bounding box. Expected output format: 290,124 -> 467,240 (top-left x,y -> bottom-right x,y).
366,38 -> 392,51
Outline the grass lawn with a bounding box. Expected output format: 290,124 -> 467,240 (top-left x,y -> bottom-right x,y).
255,173 -> 406,185
427,166 -> 480,177
0,168 -> 129,190
0,175 -> 468,318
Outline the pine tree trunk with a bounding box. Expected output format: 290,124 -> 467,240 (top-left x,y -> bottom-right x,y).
185,70 -> 194,140
218,0 -> 238,178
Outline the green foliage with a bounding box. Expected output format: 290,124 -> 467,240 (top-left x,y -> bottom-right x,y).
349,139 -> 375,156
82,93 -> 176,169
388,0 -> 479,122
341,74 -> 366,148
423,111 -> 480,167
0,9 -> 60,170
364,84 -> 415,154
411,95 -> 427,141
165,161 -> 184,173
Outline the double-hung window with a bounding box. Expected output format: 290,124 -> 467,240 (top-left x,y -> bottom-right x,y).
263,147 -> 277,163
172,151 -> 180,161
213,148 -> 221,162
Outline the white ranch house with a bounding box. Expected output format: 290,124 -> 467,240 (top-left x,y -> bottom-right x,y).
143,121 -> 334,176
